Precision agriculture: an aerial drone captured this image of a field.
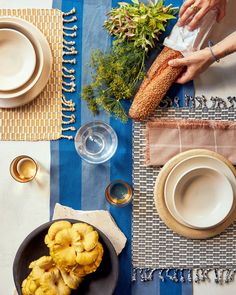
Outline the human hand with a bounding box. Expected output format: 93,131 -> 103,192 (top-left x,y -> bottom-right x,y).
178,0 -> 227,31
168,48 -> 214,84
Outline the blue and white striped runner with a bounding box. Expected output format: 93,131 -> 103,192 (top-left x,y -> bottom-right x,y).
50,0 -> 190,294
50,0 -> 236,295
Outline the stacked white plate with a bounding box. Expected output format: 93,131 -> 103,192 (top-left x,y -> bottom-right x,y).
0,16 -> 52,108
164,155 -> 236,229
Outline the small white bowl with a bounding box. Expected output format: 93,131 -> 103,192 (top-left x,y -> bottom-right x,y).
173,167 -> 233,229
0,28 -> 36,91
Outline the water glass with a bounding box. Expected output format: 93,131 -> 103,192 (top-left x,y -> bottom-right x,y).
74,121 -> 118,164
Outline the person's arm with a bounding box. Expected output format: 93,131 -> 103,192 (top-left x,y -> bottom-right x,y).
178,0 -> 227,31
168,31 -> 236,84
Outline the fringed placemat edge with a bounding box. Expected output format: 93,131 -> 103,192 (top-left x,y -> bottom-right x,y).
132,267 -> 236,284
60,8 -> 77,140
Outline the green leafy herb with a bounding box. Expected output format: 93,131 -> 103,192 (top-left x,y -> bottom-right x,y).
81,43 -> 145,122
82,0 -> 178,122
104,0 -> 177,52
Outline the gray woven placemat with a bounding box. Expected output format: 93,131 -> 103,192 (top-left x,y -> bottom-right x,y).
132,107 -> 236,269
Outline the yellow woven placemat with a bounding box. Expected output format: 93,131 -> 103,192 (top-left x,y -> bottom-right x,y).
0,9 -> 63,141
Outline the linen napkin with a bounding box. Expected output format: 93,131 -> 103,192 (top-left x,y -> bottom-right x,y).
53,203 -> 127,255
145,119 -> 236,166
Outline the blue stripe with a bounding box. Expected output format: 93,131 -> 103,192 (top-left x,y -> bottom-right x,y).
56,0 -> 83,210
132,272 -> 160,295
182,271 -> 193,295
160,271 -> 182,295
50,141 -> 60,219
182,282 -> 193,295
51,0 -> 62,220
80,0 -> 111,210
52,0 -> 62,9
109,0 -> 132,294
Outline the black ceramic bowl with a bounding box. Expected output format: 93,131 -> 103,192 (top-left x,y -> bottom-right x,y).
13,219 -> 119,295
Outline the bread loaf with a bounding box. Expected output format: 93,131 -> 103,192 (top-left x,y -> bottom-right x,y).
129,47 -> 183,121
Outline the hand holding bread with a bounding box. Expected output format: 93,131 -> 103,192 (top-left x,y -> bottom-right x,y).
129,47 -> 184,121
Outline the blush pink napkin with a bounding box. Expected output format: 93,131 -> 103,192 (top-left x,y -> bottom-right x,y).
145,119 -> 236,166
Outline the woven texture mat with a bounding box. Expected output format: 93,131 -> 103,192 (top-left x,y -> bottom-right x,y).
132,107 -> 236,268
0,9 -> 62,141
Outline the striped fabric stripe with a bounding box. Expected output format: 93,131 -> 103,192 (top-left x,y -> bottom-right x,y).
81,0 -> 111,211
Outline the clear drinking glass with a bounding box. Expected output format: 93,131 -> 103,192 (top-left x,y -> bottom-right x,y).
105,180 -> 133,207
74,121 -> 118,164
10,155 -> 38,183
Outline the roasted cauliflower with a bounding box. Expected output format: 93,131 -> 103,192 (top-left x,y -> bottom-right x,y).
45,222 -> 103,271
22,221 -> 104,295
21,256 -> 70,295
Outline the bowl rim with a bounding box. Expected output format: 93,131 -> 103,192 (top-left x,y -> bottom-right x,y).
173,167 -> 234,229
13,218 -> 119,295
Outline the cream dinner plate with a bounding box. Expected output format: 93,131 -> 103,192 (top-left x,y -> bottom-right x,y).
0,28 -> 36,91
164,155 -> 236,228
173,167 -> 233,229
0,17 -> 52,108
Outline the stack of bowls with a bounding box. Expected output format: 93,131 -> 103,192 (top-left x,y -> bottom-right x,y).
163,154 -> 236,230
0,16 -> 52,108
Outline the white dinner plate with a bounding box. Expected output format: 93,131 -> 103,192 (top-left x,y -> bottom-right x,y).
164,155 -> 236,228
0,17 -> 52,108
173,167 -> 233,229
0,28 -> 36,91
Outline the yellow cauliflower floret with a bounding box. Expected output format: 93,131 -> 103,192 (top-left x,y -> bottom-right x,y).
45,221 -> 71,246
49,228 -> 82,268
73,242 -> 104,277
40,268 -> 71,295
22,221 -> 104,295
76,244 -> 100,266
22,277 -> 39,295
22,256 -> 54,295
72,223 -> 99,251
59,266 -> 83,289
46,221 -> 101,270
21,256 -> 71,295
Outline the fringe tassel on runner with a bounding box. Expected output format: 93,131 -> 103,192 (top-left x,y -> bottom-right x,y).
132,268 -> 236,284
61,8 -> 77,140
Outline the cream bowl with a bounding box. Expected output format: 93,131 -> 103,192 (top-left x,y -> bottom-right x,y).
0,18 -> 44,99
173,167 -> 233,229
0,28 -> 36,91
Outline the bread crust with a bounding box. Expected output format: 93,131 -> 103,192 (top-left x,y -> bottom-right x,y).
129,47 -> 183,121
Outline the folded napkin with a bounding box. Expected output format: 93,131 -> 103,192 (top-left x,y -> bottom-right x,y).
145,119 -> 236,166
53,203 -> 127,255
